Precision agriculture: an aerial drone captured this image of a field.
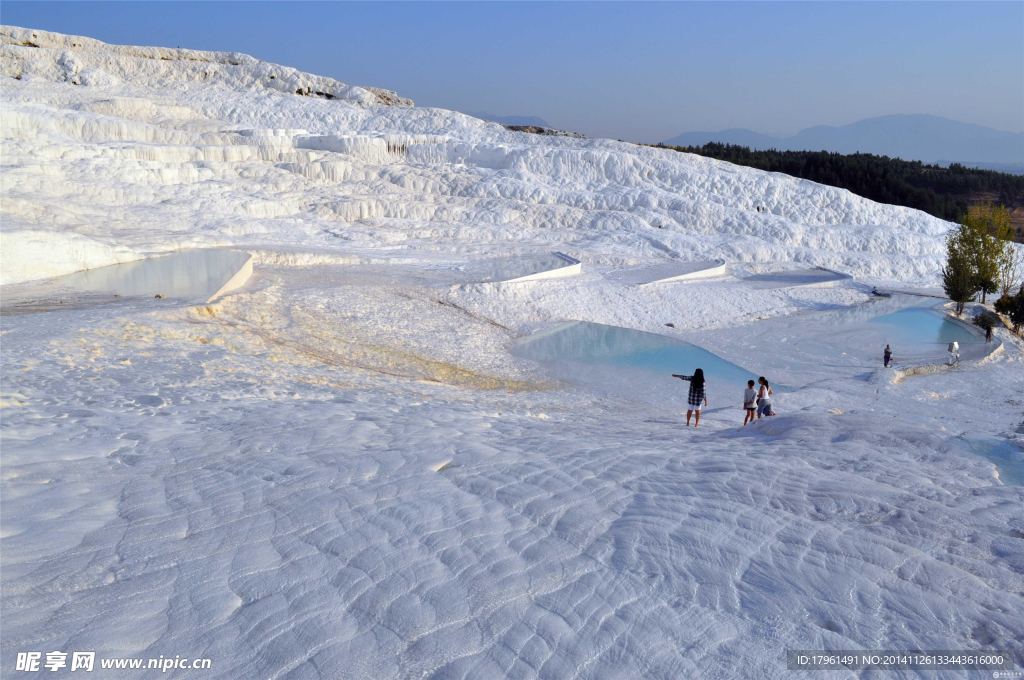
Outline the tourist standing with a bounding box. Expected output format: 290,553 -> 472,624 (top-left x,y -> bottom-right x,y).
756,377 -> 774,418
743,379 -> 757,425
883,344 -> 893,367
672,369 -> 708,427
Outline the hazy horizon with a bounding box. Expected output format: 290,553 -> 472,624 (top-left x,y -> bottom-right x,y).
3,1 -> 1021,142
661,113 -> 1023,138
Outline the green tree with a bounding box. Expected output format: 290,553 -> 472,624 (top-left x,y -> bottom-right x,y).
994,285 -> 1024,333
961,202 -> 1010,304
999,241 -> 1023,297
943,226 -> 980,315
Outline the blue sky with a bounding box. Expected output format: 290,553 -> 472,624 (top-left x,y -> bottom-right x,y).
3,2 -> 1021,142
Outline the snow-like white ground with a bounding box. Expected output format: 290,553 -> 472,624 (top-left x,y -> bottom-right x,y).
2,26 -> 1022,679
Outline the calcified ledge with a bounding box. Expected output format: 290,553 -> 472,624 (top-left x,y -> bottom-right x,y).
803,266 -> 854,288
498,252 -> 582,284
206,252 -> 253,302
743,265 -> 854,289
610,259 -> 727,286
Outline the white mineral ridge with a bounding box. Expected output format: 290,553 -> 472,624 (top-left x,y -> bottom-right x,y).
0,26 -> 953,286
1,26 -> 1021,680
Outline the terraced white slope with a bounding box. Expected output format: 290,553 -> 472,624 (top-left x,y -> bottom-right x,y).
2,27 -> 1022,680
1,25 -> 411,104
2,25 -> 952,286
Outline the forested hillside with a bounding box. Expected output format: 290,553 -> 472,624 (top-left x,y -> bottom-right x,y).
660,142 -> 1024,237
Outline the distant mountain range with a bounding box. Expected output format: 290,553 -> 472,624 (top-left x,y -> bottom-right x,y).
466,112 -> 551,128
663,114 -> 1024,169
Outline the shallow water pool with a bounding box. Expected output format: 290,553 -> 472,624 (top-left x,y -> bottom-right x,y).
960,437 -> 1024,486
743,268 -> 847,289
607,260 -> 723,286
52,250 -> 252,302
759,298 -> 985,369
513,322 -> 758,404
471,252 -> 578,283
867,306 -> 980,351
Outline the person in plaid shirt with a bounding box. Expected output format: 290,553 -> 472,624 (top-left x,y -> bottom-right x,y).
672,368 -> 708,427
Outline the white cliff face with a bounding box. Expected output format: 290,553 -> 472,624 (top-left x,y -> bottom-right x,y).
0,25 -> 411,104
1,25 -> 951,286
2,26 -> 1021,680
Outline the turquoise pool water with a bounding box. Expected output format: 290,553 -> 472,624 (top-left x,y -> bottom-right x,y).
785,300 -> 986,365
511,301 -> 983,403
514,322 -> 758,401
52,250 -> 251,302
867,307 -> 980,350
960,437 -> 1024,486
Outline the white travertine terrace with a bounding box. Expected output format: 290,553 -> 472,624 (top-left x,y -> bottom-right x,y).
2,26 -> 1021,680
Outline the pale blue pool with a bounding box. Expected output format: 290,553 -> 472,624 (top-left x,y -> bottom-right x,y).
867,307 -> 980,350
789,299 -> 985,365
513,322 -> 759,402
960,437 -> 1024,486
52,250 -> 251,302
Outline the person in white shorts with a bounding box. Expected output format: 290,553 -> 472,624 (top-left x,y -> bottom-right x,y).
672,368 -> 708,427
743,379 -> 758,425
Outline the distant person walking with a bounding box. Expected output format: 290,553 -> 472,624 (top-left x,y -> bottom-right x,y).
672,368 -> 708,427
883,344 -> 893,368
756,376 -> 774,419
743,379 -> 758,425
